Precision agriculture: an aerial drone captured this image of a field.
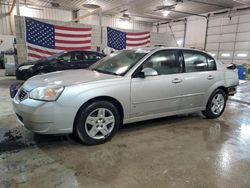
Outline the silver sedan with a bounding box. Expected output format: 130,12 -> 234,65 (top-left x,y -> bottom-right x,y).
12,47 -> 239,145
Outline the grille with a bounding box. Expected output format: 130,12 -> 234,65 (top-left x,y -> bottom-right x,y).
18,88 -> 28,101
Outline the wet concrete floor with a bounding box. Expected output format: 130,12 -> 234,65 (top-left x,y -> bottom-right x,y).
0,70 -> 250,188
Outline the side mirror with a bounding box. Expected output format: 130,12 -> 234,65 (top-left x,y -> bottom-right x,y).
141,67 -> 158,77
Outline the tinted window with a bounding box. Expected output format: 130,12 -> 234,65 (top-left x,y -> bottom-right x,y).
143,50 -> 180,75
87,53 -> 103,61
207,56 -> 216,71
60,53 -> 72,61
73,52 -> 83,61
183,51 -> 207,72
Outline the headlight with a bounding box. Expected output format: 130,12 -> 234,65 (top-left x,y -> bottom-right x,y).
29,86 -> 64,101
19,65 -> 34,70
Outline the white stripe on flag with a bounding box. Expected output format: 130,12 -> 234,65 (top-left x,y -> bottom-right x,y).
28,43 -> 62,53
126,39 -> 150,45
55,36 -> 91,41
55,43 -> 91,48
55,29 -> 92,35
126,33 -> 150,39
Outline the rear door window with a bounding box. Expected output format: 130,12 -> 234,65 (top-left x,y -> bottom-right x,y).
207,56 -> 216,71
86,52 -> 103,61
183,51 -> 216,72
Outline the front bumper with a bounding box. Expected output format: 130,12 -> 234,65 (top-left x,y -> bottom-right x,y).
12,95 -> 74,134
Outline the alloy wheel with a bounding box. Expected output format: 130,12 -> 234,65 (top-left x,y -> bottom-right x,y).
211,93 -> 225,115
85,108 -> 115,139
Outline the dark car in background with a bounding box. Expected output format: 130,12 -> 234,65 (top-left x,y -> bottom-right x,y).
16,50 -> 105,80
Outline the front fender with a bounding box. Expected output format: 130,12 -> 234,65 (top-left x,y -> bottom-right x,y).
56,79 -> 131,126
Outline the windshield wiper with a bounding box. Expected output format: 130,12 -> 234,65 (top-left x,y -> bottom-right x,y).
92,68 -> 119,76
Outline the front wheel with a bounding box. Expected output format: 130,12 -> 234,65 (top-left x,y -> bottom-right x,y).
202,89 -> 227,119
75,100 -> 121,145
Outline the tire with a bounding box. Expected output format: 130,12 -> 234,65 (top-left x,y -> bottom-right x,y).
75,100 -> 121,145
202,89 -> 227,119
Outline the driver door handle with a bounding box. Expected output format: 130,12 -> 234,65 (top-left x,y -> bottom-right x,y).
207,75 -> 215,80
172,78 -> 182,84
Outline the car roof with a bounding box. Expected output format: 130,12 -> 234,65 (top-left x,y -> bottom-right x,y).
131,47 -> 206,52
128,47 -> 213,57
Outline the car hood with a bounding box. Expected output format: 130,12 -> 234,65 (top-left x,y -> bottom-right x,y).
22,69 -> 118,91
19,59 -> 46,66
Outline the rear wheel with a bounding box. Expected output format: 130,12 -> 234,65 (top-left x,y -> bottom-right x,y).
202,89 -> 227,119
75,100 -> 121,145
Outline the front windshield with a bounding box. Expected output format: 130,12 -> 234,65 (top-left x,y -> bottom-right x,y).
47,51 -> 66,60
90,50 -> 147,75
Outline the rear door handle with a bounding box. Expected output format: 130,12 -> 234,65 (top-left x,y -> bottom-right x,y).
172,78 -> 182,84
207,75 -> 214,80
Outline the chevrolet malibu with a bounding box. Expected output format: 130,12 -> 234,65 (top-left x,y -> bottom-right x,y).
12,48 -> 239,145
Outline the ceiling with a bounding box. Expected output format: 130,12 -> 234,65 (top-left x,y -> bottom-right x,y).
2,0 -> 250,22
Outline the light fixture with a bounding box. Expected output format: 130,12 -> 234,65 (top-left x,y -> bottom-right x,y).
82,3 -> 101,13
210,53 -> 216,57
221,53 -> 230,57
19,5 -> 34,17
119,19 -> 131,29
237,53 -> 248,57
163,0 -> 177,6
162,10 -> 170,17
177,39 -> 183,46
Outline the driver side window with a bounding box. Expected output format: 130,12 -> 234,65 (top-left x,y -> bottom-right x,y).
143,50 -> 180,75
60,54 -> 72,61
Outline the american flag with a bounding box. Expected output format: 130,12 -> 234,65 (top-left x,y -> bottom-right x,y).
107,27 -> 150,50
25,17 -> 92,61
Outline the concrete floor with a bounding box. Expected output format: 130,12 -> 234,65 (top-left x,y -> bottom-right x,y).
0,69 -> 250,188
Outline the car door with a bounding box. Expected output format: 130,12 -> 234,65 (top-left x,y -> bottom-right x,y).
57,52 -> 75,70
83,52 -> 103,68
71,51 -> 85,69
130,50 -> 183,118
177,50 -> 222,110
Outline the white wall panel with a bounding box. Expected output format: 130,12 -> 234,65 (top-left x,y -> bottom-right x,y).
207,35 -> 220,43
170,24 -> 184,31
0,4 -> 72,35
222,25 -> 237,33
237,32 -> 250,41
0,34 -> 15,51
239,14 -> 250,23
208,27 -> 221,35
221,33 -> 236,42
0,5 -> 11,35
13,6 -> 72,21
206,43 -> 219,51
79,12 -> 153,31
158,22 -> 184,47
209,17 -> 238,27
186,16 -> 206,48
238,23 -> 250,32
219,42 -> 234,50
235,42 -> 250,50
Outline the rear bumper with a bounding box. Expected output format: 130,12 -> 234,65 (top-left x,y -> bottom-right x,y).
228,86 -> 237,96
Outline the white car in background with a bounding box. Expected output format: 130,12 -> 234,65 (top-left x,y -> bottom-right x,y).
12,47 -> 239,145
